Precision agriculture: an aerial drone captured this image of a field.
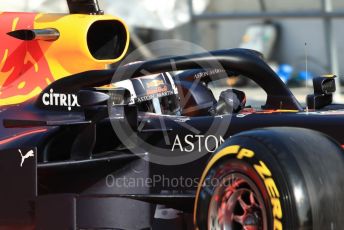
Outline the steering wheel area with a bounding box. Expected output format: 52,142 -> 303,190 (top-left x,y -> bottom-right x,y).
172,68 -> 248,116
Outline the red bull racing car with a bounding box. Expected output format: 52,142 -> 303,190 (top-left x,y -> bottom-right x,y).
0,0 -> 343,229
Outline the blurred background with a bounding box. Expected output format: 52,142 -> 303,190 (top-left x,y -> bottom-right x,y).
1,0 -> 344,104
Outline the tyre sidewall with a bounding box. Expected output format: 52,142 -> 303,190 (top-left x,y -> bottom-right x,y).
196,136 -> 300,230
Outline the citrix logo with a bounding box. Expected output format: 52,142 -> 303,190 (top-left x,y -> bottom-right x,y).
42,89 -> 80,111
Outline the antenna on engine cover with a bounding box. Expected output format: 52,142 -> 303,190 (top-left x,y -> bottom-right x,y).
67,0 -> 104,15
305,42 -> 310,113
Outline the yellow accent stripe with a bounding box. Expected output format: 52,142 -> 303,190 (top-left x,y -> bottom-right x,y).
322,74 -> 335,78
0,87 -> 42,106
45,78 -> 51,85
0,49 -> 14,86
24,52 -> 39,73
12,17 -> 19,31
193,145 -> 240,223
275,109 -> 298,112
0,49 -> 9,69
17,81 -> 26,89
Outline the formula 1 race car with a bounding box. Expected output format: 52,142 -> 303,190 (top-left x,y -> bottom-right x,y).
1,1 -> 344,230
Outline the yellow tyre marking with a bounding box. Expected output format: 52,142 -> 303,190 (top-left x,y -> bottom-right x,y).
237,148 -> 254,159
194,145 -> 241,223
254,160 -> 283,230
254,160 -> 272,179
194,146 -> 283,230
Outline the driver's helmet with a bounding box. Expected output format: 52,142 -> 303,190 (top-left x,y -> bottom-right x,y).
112,72 -> 180,115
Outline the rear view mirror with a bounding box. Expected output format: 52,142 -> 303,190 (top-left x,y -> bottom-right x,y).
306,75 -> 336,109
77,89 -> 110,108
107,88 -> 132,106
313,75 -> 336,95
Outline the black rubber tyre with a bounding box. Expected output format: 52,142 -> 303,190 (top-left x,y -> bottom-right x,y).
194,127 -> 344,230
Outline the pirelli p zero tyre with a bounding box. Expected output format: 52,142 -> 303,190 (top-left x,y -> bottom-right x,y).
194,127 -> 344,230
